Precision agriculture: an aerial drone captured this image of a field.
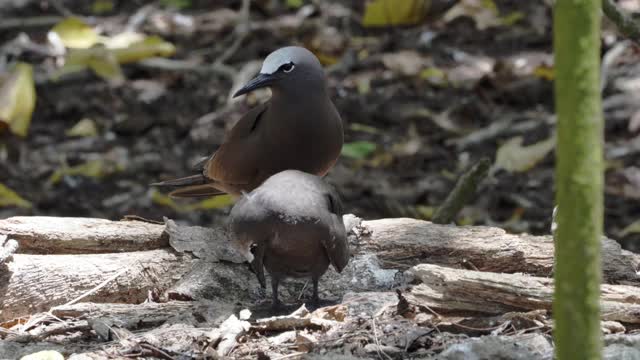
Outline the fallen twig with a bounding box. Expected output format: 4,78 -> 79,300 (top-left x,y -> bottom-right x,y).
407,264 -> 640,324
603,0 -> 640,44
0,16 -> 63,30
213,0 -> 251,67
432,157 -> 491,224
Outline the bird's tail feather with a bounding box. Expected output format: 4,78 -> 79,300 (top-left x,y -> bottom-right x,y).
151,174 -> 227,197
150,174 -> 208,188
169,184 -> 226,198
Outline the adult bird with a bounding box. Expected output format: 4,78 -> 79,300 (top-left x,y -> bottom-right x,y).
228,170 -> 350,309
152,46 -> 344,197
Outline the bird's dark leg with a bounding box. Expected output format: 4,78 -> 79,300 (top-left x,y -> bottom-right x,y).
250,243 -> 266,289
311,277 -> 320,306
271,276 -> 281,310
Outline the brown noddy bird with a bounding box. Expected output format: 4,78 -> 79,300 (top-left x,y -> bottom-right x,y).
152,47 -> 344,197
228,170 -> 350,309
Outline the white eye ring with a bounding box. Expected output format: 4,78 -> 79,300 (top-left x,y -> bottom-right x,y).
283,63 -> 295,73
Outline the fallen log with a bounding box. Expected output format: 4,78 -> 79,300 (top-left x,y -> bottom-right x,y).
50,300 -> 233,330
1,216 -> 637,284
1,215 -> 638,323
407,264 -> 640,324
0,216 -> 168,254
0,250 -> 195,321
361,218 -> 640,284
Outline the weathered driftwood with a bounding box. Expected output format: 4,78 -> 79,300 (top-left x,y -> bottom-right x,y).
0,216 -> 168,254
360,218 -> 640,284
0,252 -> 398,322
51,300 -> 233,330
1,216 -> 638,323
1,216 -> 637,284
407,264 -> 640,324
0,250 -> 195,321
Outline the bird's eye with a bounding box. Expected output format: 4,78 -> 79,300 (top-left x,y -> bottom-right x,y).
280,62 -> 295,73
250,243 -> 258,254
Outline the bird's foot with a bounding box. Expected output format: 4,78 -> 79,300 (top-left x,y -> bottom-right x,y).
258,286 -> 267,298
271,300 -> 284,312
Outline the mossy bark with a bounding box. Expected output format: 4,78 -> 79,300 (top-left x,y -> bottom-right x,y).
553,0 -> 603,359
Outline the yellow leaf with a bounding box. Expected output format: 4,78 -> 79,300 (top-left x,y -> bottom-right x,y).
92,0 -> 114,14
0,183 -> 32,209
356,76 -> 371,95
500,11 -> 524,26
362,0 -> 426,27
494,135 -> 555,173
54,35 -> 175,81
151,190 -> 180,211
286,0 -> 304,8
457,216 -> 475,226
112,36 -> 176,64
185,194 -> 235,211
48,160 -> 103,184
533,65 -> 555,81
58,46 -> 123,81
50,17 -> 100,48
366,152 -> 393,168
72,46 -> 123,80
48,158 -> 124,185
420,66 -> 447,86
315,52 -> 339,66
88,49 -> 124,81
66,118 -> 98,137
0,63 -> 36,137
102,31 -> 145,49
349,123 -> 380,134
151,190 -> 234,212
416,205 -> 434,219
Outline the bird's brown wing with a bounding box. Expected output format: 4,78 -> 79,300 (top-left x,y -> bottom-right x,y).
204,102 -> 269,188
322,192 -> 350,272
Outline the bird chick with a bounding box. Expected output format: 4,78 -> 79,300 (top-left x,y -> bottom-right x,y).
152,46 -> 343,197
228,170 -> 349,309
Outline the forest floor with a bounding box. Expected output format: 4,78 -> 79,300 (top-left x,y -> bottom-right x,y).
1,1 -> 639,250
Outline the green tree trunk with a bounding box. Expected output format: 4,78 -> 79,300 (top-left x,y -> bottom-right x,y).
553,0 -> 603,359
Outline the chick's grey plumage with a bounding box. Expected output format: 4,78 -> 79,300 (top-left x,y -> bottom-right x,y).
153,47 -> 343,197
228,170 -> 349,308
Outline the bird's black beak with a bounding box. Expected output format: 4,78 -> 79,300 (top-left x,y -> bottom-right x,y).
233,73 -> 276,98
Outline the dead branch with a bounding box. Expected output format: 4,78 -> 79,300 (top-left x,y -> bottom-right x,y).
0,250 -> 194,321
1,215 -> 638,326
432,157 -> 491,224
51,300 -> 233,331
2,216 -> 637,285
407,264 -> 640,324
254,305 -> 336,332
211,314 -> 251,357
359,218 -> 640,284
603,0 -> 640,44
0,16 -> 63,30
213,0 -> 251,67
0,216 -> 168,254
